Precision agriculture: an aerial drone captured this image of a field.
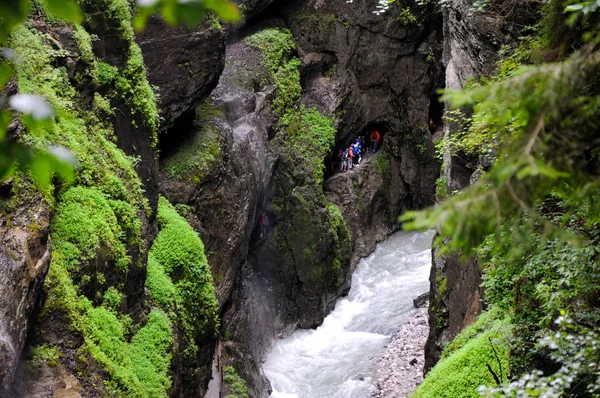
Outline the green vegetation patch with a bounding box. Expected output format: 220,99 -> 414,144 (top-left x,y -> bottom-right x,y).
326,203 -> 352,287
11,14 -> 173,397
162,102 -> 222,183
415,314 -> 511,398
80,305 -> 173,397
245,28 -> 295,75
146,197 -> 219,383
44,186 -> 173,397
11,25 -> 148,213
223,366 -> 249,398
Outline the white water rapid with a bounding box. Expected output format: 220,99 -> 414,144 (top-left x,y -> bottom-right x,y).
263,229 -> 435,398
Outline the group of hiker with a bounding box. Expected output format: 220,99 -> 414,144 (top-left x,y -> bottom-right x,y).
337,130 -> 381,172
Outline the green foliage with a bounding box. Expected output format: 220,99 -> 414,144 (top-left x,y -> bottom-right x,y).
481,315 -> 600,397
52,187 -> 132,276
435,176 -> 448,201
0,0 -> 239,188
29,344 -> 61,368
415,315 -> 511,398
326,203 -> 352,287
245,28 -> 296,75
272,58 -> 302,117
433,136 -> 444,162
46,186 -> 173,396
374,152 -> 391,178
280,107 -> 336,161
134,0 -> 240,31
12,26 -> 148,212
80,305 -> 173,397
402,46 -> 600,255
403,2 -> 600,395
246,28 -> 301,118
248,27 -> 338,185
147,197 -> 219,385
223,366 -> 249,398
149,197 -> 219,335
397,7 -> 420,26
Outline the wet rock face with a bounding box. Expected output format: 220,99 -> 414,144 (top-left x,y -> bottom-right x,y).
285,0 -> 443,130
283,0 -> 441,208
160,39 -> 277,397
424,238 -> 482,372
136,17 -> 227,132
0,188 -> 51,396
325,153 -> 409,268
234,0 -> 277,20
160,40 -> 275,310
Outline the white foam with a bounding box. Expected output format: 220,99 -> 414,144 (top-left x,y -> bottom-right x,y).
264,230 -> 435,397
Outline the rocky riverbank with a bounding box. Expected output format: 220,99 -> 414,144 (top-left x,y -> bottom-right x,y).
372,306 -> 429,398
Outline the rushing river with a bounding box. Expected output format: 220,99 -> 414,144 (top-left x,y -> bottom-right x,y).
263,230 -> 435,398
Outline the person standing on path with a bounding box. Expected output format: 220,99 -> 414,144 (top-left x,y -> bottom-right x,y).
370,130 -> 381,153
347,145 -> 354,170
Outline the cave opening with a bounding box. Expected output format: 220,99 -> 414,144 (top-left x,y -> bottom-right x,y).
323,122 -> 390,180
428,92 -> 445,135
158,108 -> 197,160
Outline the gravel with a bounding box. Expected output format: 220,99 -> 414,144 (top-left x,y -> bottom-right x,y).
371,306 -> 429,398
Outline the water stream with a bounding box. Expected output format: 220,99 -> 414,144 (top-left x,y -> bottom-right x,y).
263,230 -> 435,398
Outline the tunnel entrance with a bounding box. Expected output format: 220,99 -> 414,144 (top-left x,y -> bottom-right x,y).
428,92 -> 445,136
323,122 -> 389,180
158,109 -> 197,160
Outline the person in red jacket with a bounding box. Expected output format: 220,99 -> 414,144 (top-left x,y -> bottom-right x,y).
370,130 -> 381,153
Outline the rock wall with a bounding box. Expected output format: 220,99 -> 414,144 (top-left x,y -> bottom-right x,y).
0,189 -> 51,397
136,17 -> 226,132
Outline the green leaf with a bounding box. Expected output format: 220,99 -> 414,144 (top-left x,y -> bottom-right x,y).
30,153 -> 52,188
565,4 -> 585,12
0,0 -> 30,45
0,111 -> 10,141
204,0 -> 241,21
43,0 -> 82,23
47,145 -> 77,182
0,61 -> 14,88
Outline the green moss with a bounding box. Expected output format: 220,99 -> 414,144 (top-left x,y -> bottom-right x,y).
245,28 -> 295,75
44,186 -> 173,397
280,107 -> 336,161
246,28 -> 301,118
149,197 -> 219,334
397,7 -> 421,26
415,314 -> 511,398
162,102 -> 222,183
11,26 -> 149,214
52,187 -> 130,276
146,197 -> 219,385
11,18 -> 172,397
272,57 -> 302,117
374,152 -> 391,178
79,0 -> 160,144
326,203 -> 352,287
223,366 -> 249,398
80,305 -> 173,397
29,344 -> 62,368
